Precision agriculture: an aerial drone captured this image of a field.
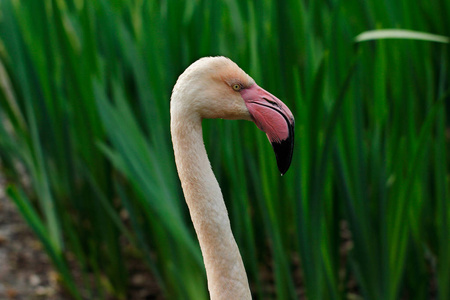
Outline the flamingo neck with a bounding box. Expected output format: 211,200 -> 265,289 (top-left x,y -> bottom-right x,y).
171,111 -> 252,300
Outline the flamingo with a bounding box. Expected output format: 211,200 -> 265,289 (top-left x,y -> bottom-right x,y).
170,56 -> 294,300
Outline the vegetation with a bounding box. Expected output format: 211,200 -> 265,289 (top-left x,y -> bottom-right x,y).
0,0 -> 448,299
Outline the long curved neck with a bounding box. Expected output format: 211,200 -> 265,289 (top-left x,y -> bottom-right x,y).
171,110 -> 252,300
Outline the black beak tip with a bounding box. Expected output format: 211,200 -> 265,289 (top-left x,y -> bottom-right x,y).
271,133 -> 294,176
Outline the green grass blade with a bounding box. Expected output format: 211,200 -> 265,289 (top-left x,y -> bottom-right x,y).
355,29 -> 449,43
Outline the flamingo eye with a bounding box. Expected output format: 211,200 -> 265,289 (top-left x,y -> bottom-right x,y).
232,84 -> 242,91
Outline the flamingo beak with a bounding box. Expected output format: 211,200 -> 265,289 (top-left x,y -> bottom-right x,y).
241,83 -> 295,175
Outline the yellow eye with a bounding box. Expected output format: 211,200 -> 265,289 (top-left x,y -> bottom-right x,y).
232,84 -> 241,91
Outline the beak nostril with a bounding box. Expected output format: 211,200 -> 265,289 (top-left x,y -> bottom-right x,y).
262,96 -> 279,107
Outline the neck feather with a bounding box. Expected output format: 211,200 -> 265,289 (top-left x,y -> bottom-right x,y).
171,110 -> 251,300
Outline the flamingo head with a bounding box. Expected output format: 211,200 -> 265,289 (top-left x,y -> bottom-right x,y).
171,56 -> 295,175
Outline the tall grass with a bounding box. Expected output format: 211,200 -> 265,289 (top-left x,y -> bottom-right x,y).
0,0 -> 448,299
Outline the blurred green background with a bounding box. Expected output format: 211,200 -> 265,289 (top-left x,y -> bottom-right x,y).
0,0 -> 449,299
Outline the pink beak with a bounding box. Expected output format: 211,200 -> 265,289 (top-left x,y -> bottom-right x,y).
240,83 -> 295,175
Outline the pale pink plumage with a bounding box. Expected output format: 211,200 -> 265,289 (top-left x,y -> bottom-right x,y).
171,56 -> 294,299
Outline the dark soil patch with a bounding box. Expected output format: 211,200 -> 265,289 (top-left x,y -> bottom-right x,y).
0,171 -> 164,300
0,173 -> 66,299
